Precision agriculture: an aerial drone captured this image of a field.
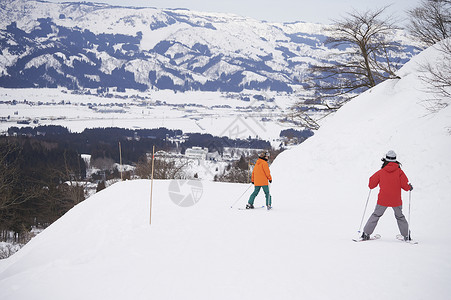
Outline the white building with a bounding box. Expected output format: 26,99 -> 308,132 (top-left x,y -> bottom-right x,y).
185,147 -> 208,160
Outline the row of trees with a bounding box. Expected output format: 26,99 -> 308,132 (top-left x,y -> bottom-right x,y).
0,137 -> 86,243
292,0 -> 451,128
134,148 -> 284,184
7,126 -> 271,165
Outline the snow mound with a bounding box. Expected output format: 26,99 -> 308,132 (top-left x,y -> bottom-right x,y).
0,44 -> 450,299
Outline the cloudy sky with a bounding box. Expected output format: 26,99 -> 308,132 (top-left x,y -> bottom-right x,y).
51,0 -> 421,24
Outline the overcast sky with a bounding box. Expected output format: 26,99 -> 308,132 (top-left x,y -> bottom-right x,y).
51,0 -> 422,24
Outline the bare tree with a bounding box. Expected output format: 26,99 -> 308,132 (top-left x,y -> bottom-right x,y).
318,6 -> 403,97
419,39 -> 451,111
285,108 -> 321,131
290,7 -> 406,129
61,149 -> 87,206
407,1 -> 451,111
406,0 -> 451,46
0,141 -> 37,211
0,141 -> 21,211
135,156 -> 189,180
0,243 -> 18,259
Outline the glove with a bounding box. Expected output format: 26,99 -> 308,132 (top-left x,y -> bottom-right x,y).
252,182 -> 254,185
269,180 -> 272,183
409,183 -> 413,191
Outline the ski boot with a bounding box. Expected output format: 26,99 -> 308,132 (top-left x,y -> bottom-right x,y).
246,203 -> 254,209
361,232 -> 370,241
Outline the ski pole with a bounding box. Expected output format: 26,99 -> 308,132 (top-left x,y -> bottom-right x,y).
230,184 -> 253,208
407,190 -> 412,238
358,189 -> 372,233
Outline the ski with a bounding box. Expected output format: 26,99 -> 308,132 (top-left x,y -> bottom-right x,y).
396,234 -> 419,245
237,205 -> 265,210
353,233 -> 381,242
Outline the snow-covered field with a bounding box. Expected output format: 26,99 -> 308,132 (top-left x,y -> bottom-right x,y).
0,88 -> 296,143
0,42 -> 450,299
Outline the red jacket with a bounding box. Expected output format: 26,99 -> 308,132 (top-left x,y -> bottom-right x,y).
252,158 -> 272,186
369,162 -> 410,207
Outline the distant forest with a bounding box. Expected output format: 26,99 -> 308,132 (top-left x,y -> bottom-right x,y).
7,125 -> 272,164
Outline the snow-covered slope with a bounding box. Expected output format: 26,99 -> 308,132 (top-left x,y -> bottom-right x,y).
0,42 -> 450,299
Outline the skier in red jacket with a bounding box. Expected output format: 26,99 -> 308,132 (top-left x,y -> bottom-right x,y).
361,150 -> 413,241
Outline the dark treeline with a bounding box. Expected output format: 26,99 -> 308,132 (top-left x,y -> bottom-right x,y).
7,126 -> 181,164
181,133 -> 271,155
280,128 -> 314,143
7,125 -> 271,164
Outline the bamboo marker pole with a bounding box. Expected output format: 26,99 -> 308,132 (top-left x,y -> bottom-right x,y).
119,142 -> 123,181
149,145 -> 155,225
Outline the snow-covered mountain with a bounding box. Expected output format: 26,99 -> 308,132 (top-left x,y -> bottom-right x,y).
0,0 -> 420,93
0,37 -> 449,299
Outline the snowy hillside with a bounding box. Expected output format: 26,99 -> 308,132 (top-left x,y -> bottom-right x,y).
0,43 -> 450,299
0,0 -> 419,93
